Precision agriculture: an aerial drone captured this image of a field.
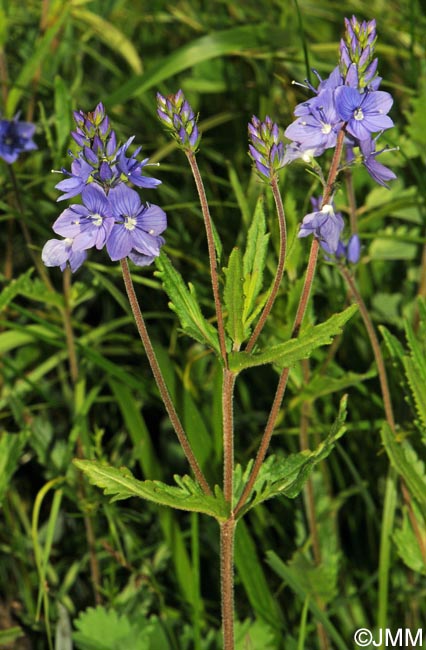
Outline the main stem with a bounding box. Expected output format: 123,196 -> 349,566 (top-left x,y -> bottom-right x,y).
221,367 -> 236,650
246,175 -> 287,353
120,258 -> 212,496
186,151 -> 228,364
235,129 -> 346,516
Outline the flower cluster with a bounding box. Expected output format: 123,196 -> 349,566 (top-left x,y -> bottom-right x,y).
0,115 -> 37,164
42,103 -> 166,273
248,115 -> 285,180
156,90 -> 200,151
284,15 -> 396,254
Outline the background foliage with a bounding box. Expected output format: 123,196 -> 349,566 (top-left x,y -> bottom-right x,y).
1,0 -> 426,648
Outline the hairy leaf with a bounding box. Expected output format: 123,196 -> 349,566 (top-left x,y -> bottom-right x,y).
229,305 -> 357,372
224,247 -> 247,347
235,395 -> 347,516
74,460 -> 229,520
155,253 -> 220,352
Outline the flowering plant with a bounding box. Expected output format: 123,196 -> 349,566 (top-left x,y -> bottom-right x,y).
34,14 -> 406,650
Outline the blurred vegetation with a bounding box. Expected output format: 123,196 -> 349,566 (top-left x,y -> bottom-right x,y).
1,0 -> 426,648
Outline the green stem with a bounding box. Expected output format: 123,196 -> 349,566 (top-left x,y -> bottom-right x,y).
186,151 -> 228,364
120,258 -> 212,496
246,175 -> 287,352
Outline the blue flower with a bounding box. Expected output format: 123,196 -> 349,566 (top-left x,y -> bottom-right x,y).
299,203 -> 344,253
359,137 -> 397,187
52,185 -> 114,251
116,137 -> 161,189
285,90 -> 343,154
334,87 -> 393,140
0,116 -> 37,164
106,184 -> 166,262
321,234 -> 361,263
248,115 -> 285,179
55,155 -> 94,201
42,238 -> 87,272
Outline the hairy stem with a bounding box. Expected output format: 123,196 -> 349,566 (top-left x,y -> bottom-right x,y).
220,518 -> 236,650
186,151 -> 228,364
246,175 -> 287,352
235,129 -> 346,516
120,258 -> 212,495
223,369 -> 236,503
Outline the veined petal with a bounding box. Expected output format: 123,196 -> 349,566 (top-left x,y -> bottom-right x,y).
106,225 -> 133,261
139,204 -> 167,235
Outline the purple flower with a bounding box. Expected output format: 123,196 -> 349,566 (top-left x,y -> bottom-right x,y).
0,116 -> 37,164
157,90 -> 200,150
321,234 -> 361,263
334,87 -> 393,140
299,203 -> 344,253
359,137 -> 397,187
285,90 -> 343,153
248,115 -> 285,179
52,184 -> 114,251
106,184 -> 166,262
116,137 -> 161,189
55,155 -> 94,201
41,238 -> 87,272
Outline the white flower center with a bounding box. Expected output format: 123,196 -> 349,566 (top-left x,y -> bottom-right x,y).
124,216 -> 137,231
301,148 -> 316,162
64,237 -> 73,246
354,108 -> 364,121
321,123 -> 332,134
91,213 -> 103,227
149,229 -> 155,235
322,204 -> 334,216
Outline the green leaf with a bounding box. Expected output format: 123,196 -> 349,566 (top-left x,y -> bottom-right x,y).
266,551 -> 347,650
155,253 -> 219,352
74,460 -> 229,521
224,247 -> 246,348
105,24 -> 288,106
6,6 -> 70,116
234,520 -> 284,629
403,356 -> 426,431
73,606 -> 161,650
0,627 -> 25,645
394,504 -> 426,575
288,369 -> 377,407
242,197 -> 269,325
0,270 -> 34,312
54,75 -> 72,152
0,431 -> 29,507
71,8 -> 143,74
380,422 -> 426,506
235,395 -> 347,517
235,619 -> 276,650
229,305 -> 358,372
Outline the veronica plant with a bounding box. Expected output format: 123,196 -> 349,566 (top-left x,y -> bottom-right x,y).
41,15 -> 399,650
